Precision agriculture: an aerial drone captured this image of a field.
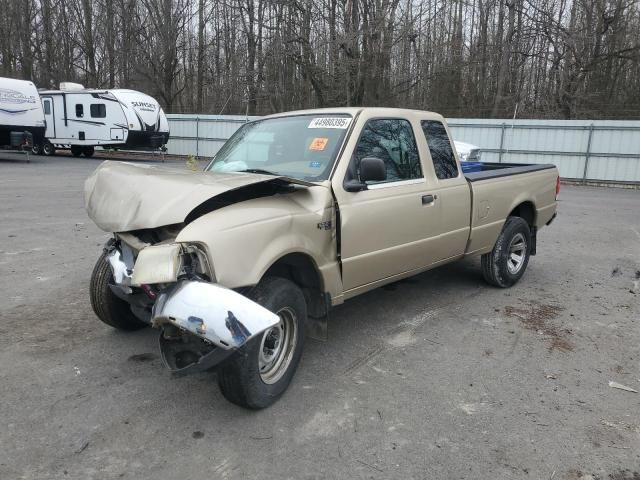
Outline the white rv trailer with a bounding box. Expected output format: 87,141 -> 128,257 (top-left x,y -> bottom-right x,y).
35,83 -> 169,156
0,77 -> 46,147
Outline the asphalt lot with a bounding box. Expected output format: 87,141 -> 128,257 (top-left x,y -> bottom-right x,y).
1,153 -> 639,480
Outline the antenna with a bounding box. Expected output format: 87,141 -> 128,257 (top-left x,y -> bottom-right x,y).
218,93 -> 232,116
244,86 -> 249,122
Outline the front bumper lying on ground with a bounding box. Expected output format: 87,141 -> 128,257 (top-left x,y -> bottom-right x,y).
149,280 -> 280,375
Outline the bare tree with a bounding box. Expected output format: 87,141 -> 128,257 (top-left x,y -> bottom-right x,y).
0,0 -> 638,118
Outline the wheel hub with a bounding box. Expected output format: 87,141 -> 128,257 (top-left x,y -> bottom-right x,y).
507,232 -> 527,274
258,307 -> 297,384
259,324 -> 283,365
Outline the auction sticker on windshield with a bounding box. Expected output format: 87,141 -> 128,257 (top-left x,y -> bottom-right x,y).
308,117 -> 351,129
309,137 -> 329,151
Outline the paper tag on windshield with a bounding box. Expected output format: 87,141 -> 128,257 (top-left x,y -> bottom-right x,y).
308,117 -> 351,129
309,137 -> 329,151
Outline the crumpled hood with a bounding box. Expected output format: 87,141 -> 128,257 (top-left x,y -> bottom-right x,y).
84,161 -> 315,232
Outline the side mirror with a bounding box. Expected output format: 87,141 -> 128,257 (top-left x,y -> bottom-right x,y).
359,157 -> 386,183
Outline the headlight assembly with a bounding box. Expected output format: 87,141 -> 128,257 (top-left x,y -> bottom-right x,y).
130,243 -> 213,286
130,243 -> 182,286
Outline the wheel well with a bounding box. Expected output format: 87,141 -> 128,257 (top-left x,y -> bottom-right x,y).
509,201 -> 536,228
263,253 -> 328,317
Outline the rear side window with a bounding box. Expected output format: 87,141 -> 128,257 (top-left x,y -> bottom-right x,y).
75,104 -> 84,117
90,104 -> 106,118
421,120 -> 458,179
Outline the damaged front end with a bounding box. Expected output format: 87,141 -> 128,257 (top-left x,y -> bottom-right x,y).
105,234 -> 278,375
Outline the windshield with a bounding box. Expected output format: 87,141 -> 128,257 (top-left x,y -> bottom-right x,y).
206,114 -> 352,181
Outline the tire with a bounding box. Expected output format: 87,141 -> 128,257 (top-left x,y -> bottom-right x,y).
83,146 -> 95,157
217,277 -> 306,409
481,216 -> 532,288
42,141 -> 55,156
31,143 -> 43,155
71,145 -> 83,157
89,252 -> 147,331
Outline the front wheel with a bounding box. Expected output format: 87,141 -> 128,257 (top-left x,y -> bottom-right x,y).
481,216 -> 532,288
89,252 -> 148,331
217,277 -> 306,409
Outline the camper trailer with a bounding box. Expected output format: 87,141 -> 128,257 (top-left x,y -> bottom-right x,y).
0,77 -> 46,148
35,83 -> 169,156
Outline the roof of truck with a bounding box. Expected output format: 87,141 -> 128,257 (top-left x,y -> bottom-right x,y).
264,107 -> 445,122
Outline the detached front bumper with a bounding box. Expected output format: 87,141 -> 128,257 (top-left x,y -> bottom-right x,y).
150,280 -> 279,374
106,237 -> 278,375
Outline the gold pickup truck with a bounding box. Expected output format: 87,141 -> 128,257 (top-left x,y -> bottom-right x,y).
85,108 -> 559,408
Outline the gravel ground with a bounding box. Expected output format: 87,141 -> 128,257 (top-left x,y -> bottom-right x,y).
1,154 -> 639,480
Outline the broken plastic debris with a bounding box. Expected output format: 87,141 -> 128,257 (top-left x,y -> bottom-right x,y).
608,381 -> 638,393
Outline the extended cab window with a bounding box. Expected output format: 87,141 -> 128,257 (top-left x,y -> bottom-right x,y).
421,120 -> 458,179
353,119 -> 422,184
90,104 -> 106,118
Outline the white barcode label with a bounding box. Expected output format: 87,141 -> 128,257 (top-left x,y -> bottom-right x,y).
308,117 -> 351,129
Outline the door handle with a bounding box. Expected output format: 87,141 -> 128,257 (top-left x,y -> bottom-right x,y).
421,194 -> 437,205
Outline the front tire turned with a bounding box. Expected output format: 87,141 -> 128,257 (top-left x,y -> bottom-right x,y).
217,277 -> 306,409
481,216 -> 532,288
89,252 -> 147,331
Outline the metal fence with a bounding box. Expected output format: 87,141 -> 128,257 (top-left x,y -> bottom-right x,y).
167,114 -> 258,159
166,114 -> 640,183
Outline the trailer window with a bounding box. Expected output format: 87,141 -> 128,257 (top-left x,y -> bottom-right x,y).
90,104 -> 106,118
75,104 -> 84,118
43,100 -> 51,115
421,120 -> 458,180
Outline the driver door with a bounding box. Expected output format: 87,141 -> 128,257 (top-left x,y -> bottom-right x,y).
332,115 -> 441,294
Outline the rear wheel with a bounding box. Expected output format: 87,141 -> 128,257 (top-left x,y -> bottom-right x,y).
83,146 -> 95,157
71,145 -> 83,157
217,277 -> 306,409
481,216 -> 532,288
31,143 -> 43,155
42,141 -> 55,156
89,252 -> 147,331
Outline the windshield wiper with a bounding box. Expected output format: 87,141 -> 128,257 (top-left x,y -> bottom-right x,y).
238,168 -> 278,176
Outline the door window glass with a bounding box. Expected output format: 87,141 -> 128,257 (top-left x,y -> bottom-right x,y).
353,119 -> 422,184
421,120 -> 458,179
43,100 -> 51,115
75,104 -> 84,117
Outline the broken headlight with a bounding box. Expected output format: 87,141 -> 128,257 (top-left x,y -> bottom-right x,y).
178,244 -> 213,281
130,243 -> 213,286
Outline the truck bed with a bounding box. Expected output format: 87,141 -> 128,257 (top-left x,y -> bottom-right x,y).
464,162 -> 556,182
